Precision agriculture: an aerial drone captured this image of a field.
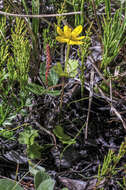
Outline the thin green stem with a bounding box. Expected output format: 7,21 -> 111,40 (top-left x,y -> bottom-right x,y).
81,0 -> 85,26
64,44 -> 70,73
60,44 -> 70,110
80,46 -> 85,97
91,0 -> 102,40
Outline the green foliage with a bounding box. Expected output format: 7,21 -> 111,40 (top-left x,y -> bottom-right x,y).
104,0 -> 111,20
53,125 -> 76,144
67,59 -> 78,77
40,63 -> 59,86
35,170 -> 50,189
34,170 -> 55,190
37,179 -> 55,190
26,57 -> 60,95
0,93 -> 32,127
29,162 -> 45,175
56,0 -> 67,26
97,79 -> 112,93
0,102 -> 17,127
0,164 -> 68,190
54,62 -> 68,77
32,0 -> 40,37
101,7 -> 126,73
0,16 -> 9,100
66,0 -> 85,26
0,165 -> 55,190
21,0 -> 29,15
29,162 -> 56,190
0,16 -> 32,128
117,176 -> 126,189
26,82 -> 60,96
21,0 -> 40,38
73,0 -> 81,25
92,0 -> 104,7
0,169 -> 67,190
79,27 -> 91,97
28,143 -> 42,159
96,141 -> 126,189
18,126 -> 38,145
54,59 -> 78,78
21,0 -> 40,78
18,126 -> 41,159
9,18 -> 31,89
0,16 -> 9,68
0,179 -> 23,190
0,129 -> 14,140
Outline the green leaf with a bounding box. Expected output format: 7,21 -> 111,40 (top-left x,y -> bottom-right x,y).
67,59 -> 78,78
40,63 -> 59,86
53,125 -> 76,145
49,67 -> 59,86
19,131 -> 42,159
0,72 -> 8,84
39,63 -> 46,82
54,60 -> 78,78
40,144 -> 54,152
53,62 -> 68,77
27,143 -> 41,159
26,83 -> 47,95
29,163 -> 45,176
0,179 -> 23,190
18,126 -> 38,146
45,90 -> 60,96
35,170 -> 50,189
37,179 -> 55,190
26,82 -> 60,96
0,130 -> 14,139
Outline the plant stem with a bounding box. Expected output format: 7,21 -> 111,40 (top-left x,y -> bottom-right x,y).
81,0 -> 85,26
60,44 -> 70,109
91,0 -> 102,39
64,44 -> 70,73
80,46 -> 85,97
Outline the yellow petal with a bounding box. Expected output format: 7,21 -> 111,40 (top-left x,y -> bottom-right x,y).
72,25 -> 83,37
56,36 -> 70,43
74,36 -> 85,40
64,25 -> 72,38
57,26 -> 64,36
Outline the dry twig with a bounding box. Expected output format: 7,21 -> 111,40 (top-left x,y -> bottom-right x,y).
0,11 -> 82,18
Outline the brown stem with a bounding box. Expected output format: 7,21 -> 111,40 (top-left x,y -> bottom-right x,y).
60,77 -> 65,110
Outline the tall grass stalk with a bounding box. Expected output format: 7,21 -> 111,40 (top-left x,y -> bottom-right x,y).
73,0 -> 79,25
101,6 -> 126,73
79,25 -> 92,97
21,0 -> 40,78
21,0 -> 31,29
72,0 -> 85,26
91,0 -> 102,37
104,0 -> 111,20
21,0 -> 40,37
32,0 -> 40,37
81,0 -> 85,26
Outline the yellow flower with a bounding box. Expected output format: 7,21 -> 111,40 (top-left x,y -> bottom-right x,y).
56,25 -> 85,45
